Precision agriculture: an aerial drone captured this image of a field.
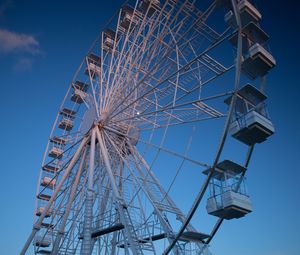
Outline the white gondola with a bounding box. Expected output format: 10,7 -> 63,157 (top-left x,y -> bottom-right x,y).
238,0 -> 262,23
38,193 -> 51,201
60,108 -> 76,118
229,22 -> 269,48
41,177 -> 56,189
41,222 -> 54,229
50,136 -> 67,146
242,43 -> 276,79
230,109 -> 275,145
103,29 -> 118,52
73,80 -> 89,91
226,84 -> 275,145
34,235 -> 51,248
204,160 -> 252,219
35,206 -> 52,217
48,146 -> 63,158
71,88 -> 87,104
206,190 -> 252,219
42,164 -> 60,173
225,0 -> 262,27
58,118 -> 73,131
227,20 -> 275,79
120,6 -> 140,31
85,53 -> 101,77
58,108 -> 76,131
104,37 -> 114,48
139,0 -> 160,17
48,136 -> 65,158
72,81 -> 89,103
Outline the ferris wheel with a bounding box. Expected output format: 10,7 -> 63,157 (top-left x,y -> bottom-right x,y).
21,0 -> 276,254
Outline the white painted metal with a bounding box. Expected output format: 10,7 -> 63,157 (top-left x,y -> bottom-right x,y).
81,129 -> 96,255
51,148 -> 87,254
22,1 -> 275,254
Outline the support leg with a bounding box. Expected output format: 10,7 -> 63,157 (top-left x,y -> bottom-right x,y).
51,147 -> 87,254
81,128 -> 96,255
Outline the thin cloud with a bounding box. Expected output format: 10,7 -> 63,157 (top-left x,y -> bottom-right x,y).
0,28 -> 41,55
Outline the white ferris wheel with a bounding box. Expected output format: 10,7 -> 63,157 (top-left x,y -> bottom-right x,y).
21,0 -> 276,254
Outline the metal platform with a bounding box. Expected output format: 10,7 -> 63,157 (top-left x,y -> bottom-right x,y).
179,231 -> 210,242
118,230 -> 209,248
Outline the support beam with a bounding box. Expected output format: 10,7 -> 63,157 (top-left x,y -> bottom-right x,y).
81,128 -> 96,255
96,127 -> 142,255
96,128 -> 122,200
51,147 -> 87,254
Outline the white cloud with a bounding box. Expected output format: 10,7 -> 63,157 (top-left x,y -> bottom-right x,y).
0,2 -> 42,72
0,28 -> 40,55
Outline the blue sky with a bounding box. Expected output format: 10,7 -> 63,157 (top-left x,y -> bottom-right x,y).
0,0 -> 299,254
